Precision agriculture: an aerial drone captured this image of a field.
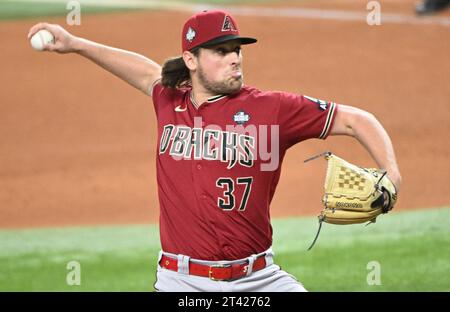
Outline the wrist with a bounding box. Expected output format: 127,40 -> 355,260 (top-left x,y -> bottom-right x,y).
71,37 -> 88,54
387,170 -> 401,192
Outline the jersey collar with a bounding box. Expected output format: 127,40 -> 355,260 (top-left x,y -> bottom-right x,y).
190,92 -> 228,109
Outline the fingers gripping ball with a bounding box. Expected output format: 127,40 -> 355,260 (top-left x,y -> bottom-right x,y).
30,29 -> 55,51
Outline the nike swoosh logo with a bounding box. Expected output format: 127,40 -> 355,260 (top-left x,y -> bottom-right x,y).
175,105 -> 187,112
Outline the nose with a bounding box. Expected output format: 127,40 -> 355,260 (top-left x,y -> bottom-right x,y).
229,51 -> 241,66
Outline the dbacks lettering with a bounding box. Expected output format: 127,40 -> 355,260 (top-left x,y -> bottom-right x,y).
159,125 -> 255,169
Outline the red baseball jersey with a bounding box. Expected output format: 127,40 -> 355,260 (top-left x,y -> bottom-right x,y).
152,82 -> 337,261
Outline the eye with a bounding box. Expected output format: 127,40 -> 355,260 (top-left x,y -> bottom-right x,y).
216,48 -> 227,55
214,46 -> 241,55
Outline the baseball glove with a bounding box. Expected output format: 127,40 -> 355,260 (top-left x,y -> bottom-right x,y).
306,152 -> 397,250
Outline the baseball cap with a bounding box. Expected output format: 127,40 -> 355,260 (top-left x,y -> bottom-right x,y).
182,10 -> 257,52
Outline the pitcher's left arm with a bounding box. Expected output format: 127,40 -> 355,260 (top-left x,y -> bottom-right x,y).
329,104 -> 402,191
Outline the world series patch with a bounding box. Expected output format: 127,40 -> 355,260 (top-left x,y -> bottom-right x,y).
233,110 -> 250,125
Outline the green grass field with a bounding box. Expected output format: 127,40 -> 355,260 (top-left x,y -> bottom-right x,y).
0,0 -> 280,20
0,0 -> 134,20
1,207 -> 449,291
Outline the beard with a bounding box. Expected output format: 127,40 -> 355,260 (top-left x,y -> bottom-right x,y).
197,65 -> 243,95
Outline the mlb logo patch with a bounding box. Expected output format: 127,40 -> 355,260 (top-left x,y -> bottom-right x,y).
233,110 -> 250,125
304,95 -> 328,111
186,27 -> 196,42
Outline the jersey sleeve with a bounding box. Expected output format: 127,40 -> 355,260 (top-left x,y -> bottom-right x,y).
277,92 -> 338,148
151,79 -> 164,116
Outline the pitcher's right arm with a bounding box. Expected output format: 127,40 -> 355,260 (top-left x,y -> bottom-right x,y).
28,23 -> 162,96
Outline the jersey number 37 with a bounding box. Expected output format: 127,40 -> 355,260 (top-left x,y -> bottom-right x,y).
216,177 -> 253,211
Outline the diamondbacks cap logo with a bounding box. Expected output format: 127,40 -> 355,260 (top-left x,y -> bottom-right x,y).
222,15 -> 237,32
186,27 -> 196,42
304,95 -> 328,111
233,110 -> 250,124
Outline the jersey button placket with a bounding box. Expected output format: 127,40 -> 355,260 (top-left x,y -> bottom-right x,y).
194,108 -> 207,201
193,161 -> 208,201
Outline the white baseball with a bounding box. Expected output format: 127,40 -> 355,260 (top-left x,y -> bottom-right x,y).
30,29 -> 55,51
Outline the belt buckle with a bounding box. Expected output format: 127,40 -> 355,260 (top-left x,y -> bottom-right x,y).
208,263 -> 231,281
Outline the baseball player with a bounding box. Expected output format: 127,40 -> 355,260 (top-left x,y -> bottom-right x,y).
28,10 -> 401,292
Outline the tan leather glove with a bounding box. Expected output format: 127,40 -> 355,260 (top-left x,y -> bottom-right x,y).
307,152 -> 397,249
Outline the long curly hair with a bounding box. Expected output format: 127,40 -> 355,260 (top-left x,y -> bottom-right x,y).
161,49 -> 200,88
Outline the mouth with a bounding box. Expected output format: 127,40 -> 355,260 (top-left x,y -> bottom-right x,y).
230,70 -> 242,79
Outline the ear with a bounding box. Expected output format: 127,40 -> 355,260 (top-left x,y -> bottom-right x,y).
182,50 -> 198,71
